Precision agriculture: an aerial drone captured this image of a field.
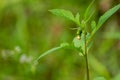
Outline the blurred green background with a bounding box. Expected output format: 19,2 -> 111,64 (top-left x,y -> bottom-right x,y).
0,0 -> 120,80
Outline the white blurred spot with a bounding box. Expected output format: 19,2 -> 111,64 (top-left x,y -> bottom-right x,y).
19,54 -> 32,64
1,50 -> 7,60
14,46 -> 21,53
1,49 -> 15,59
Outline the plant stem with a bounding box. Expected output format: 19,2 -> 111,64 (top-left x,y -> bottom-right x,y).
85,52 -> 89,80
84,31 -> 90,80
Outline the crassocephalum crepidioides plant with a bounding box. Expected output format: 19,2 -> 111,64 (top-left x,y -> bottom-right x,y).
34,0 -> 120,80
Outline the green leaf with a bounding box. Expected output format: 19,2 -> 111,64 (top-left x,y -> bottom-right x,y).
75,13 -> 80,21
73,32 -> 90,55
34,42 -> 70,64
90,4 -> 120,42
73,34 -> 84,48
81,20 -> 86,28
35,46 -> 63,63
94,77 -> 106,80
49,9 -> 75,22
60,42 -> 69,47
73,33 -> 85,54
86,32 -> 90,40
97,4 -> 120,30
79,52 -> 84,56
91,20 -> 96,30
86,33 -> 92,53
75,13 -> 80,26
73,36 -> 81,48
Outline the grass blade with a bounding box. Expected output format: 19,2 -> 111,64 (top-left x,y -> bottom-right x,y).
84,0 -> 95,20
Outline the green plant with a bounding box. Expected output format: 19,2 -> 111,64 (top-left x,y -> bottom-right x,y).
35,1 -> 120,80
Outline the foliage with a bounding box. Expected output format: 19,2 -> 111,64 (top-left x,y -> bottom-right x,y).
0,0 -> 120,80
36,1 -> 120,80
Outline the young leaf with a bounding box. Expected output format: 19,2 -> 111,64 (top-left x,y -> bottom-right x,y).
49,9 -> 75,22
73,34 -> 84,48
79,52 -> 84,56
73,33 -> 85,54
91,20 -> 96,30
97,4 -> 120,30
75,13 -> 81,26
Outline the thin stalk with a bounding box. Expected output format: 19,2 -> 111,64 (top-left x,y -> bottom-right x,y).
84,31 -> 90,80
